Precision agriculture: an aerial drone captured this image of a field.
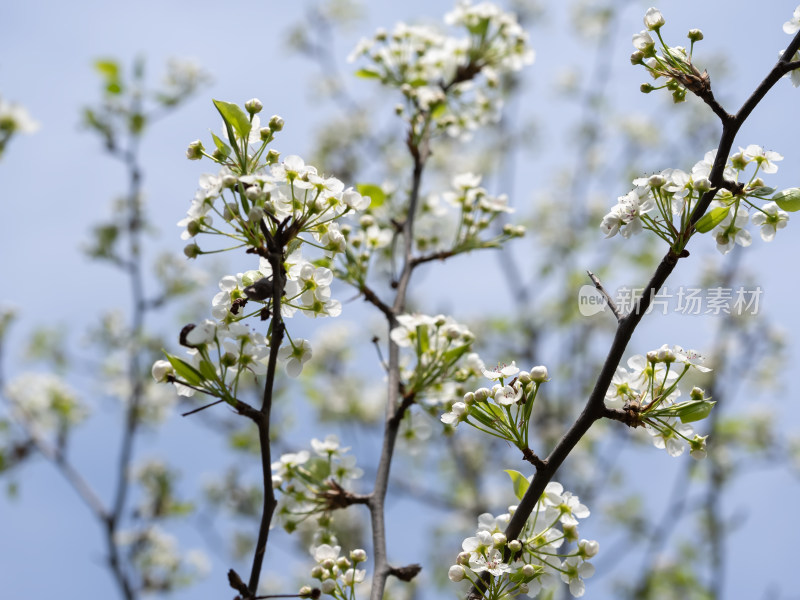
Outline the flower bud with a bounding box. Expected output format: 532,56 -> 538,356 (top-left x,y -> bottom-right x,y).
687,29 -> 704,42
690,386 -> 705,400
321,580 -> 336,594
266,149 -> 280,164
456,551 -> 471,565
350,549 -> 367,563
183,242 -> 201,259
310,566 -> 324,579
644,7 -> 665,30
630,50 -> 645,65
531,365 -> 548,383
448,565 -> 466,582
640,82 -> 655,93
521,563 -> 536,577
245,98 -> 263,114
336,557 -> 351,569
492,532 -> 507,547
474,387 -> 491,401
648,174 -> 666,188
248,206 -> 264,223
694,177 -> 711,193
185,139 -> 204,160
151,360 -> 173,382
321,558 -> 336,571
508,539 -> 522,552
269,115 -> 284,131
579,539 -> 600,558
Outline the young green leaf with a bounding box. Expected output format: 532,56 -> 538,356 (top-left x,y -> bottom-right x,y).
694,206 -> 730,233
504,469 -> 530,501
165,354 -> 204,387
773,188 -> 800,212
355,183 -> 386,208
213,99 -> 252,142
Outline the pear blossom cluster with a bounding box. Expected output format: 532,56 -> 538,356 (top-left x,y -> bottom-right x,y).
4,372 -> 88,434
153,319 -> 311,402
114,526 -> 210,592
179,100 -> 369,262
605,344 -> 714,458
271,435 -> 364,534
210,251 -> 343,324
302,544 -> 368,599
348,0 -> 534,139
448,483 -> 598,599
390,313 -> 477,397
441,361 -> 548,453
631,8 -> 708,104
417,172 -> 525,253
601,146 -> 797,254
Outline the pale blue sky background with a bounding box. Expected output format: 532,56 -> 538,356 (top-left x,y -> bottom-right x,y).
2,1 -> 800,599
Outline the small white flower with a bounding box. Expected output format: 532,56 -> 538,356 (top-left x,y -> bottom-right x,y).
643,7 -> 665,31
783,6 -> 800,34
751,202 -> 788,241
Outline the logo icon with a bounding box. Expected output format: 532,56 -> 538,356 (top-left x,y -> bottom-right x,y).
577,285 -> 607,317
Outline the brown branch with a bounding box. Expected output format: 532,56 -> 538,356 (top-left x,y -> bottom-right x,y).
468,27 -> 800,600
409,249 -> 456,269
369,126 -> 429,600
246,246 -> 285,596
360,284 -> 395,322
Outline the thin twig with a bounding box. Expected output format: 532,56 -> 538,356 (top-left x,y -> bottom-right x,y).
368,126 -> 430,600
587,271 -> 622,321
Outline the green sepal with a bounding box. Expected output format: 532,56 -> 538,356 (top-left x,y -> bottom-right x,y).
694,206 -> 730,233
504,469 -> 530,501
773,187 -> 800,212
213,99 -> 252,142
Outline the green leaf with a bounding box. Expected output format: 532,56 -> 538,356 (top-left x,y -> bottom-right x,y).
210,132 -> 231,158
198,359 -> 217,382
94,59 -> 120,79
354,68 -> 381,79
504,469 -> 530,501
773,187 -> 800,212
213,99 -> 252,142
694,206 -> 730,233
416,324 -> 430,356
677,400 -> 716,424
747,186 -> 776,197
431,102 -> 447,120
442,344 -> 470,365
165,353 -> 204,387
356,183 -> 386,208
